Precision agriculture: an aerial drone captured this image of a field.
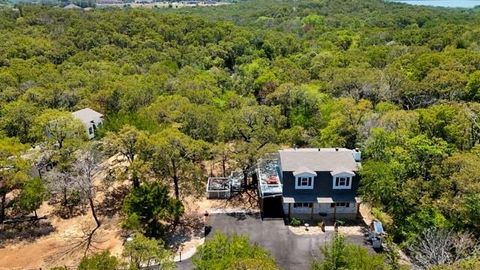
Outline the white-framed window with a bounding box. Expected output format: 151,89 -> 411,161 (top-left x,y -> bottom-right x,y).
332,174 -> 353,189
335,177 -> 350,187
295,176 -> 314,189
294,203 -> 313,208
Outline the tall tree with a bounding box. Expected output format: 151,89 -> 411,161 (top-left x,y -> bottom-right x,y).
45,166 -> 81,216
225,105 -> 283,185
73,144 -> 104,245
122,181 -> 184,237
0,100 -> 38,143
123,233 -> 174,270
33,109 -> 86,150
104,125 -> 148,188
14,177 -> 47,219
146,128 -> 209,200
0,137 -> 30,223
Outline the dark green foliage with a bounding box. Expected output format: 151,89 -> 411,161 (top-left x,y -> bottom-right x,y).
123,233 -> 174,270
14,177 -> 47,217
289,217 -> 302,226
77,251 -> 120,270
193,233 -> 279,270
122,181 -> 184,237
311,234 -> 388,270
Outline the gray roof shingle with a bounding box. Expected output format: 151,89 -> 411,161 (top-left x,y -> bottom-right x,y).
279,148 -> 358,173
72,108 -> 103,124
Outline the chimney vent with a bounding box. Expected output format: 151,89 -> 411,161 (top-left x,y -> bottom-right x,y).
353,149 -> 362,162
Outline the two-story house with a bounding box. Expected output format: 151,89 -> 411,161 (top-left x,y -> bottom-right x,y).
257,148 -> 361,221
280,148 -> 361,220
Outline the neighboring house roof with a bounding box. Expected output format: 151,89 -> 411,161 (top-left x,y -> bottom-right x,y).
64,3 -> 82,9
279,148 -> 358,173
72,108 -> 103,125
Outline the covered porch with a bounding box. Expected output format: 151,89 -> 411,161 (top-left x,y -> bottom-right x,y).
283,195 -> 362,221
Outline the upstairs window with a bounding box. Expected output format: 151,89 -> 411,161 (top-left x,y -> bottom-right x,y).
295,176 -> 314,189
335,177 -> 350,187
332,176 -> 352,189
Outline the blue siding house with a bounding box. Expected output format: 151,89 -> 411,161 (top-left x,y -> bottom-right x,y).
280,148 -> 361,220
258,148 -> 362,220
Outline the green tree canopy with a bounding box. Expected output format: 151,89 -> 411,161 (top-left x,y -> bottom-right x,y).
123,233 -> 174,270
193,233 -> 279,270
77,251 -> 120,270
122,181 -> 184,237
311,234 -> 389,270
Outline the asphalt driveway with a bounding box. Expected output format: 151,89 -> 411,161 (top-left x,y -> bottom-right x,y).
177,213 -> 334,270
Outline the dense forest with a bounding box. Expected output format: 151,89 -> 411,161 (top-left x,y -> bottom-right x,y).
1,0 -> 480,268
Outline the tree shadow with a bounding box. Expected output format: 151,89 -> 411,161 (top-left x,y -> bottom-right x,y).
222,188 -> 259,211
48,197 -> 88,220
165,211 -> 204,251
0,219 -> 55,246
226,212 -> 249,221
51,205 -> 88,220
97,185 -> 131,217
46,223 -> 107,264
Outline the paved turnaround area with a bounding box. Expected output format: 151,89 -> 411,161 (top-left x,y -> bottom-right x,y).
177,213 -> 334,270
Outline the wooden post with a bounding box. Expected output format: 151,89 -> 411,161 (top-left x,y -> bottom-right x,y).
333,203 -> 337,221
288,203 -> 291,219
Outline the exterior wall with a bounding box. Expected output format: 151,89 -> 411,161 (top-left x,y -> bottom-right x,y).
283,202 -> 358,220
84,117 -> 103,139
282,171 -> 360,198
207,190 -> 230,199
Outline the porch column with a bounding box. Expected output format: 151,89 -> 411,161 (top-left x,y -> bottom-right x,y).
356,202 -> 361,218
260,198 -> 263,214
288,203 -> 291,219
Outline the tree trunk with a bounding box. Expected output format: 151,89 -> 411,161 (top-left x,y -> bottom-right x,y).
0,192 -> 6,223
172,159 -> 180,200
242,170 -> 248,187
62,187 -> 68,206
37,168 -> 43,180
222,157 -> 226,177
131,169 -> 140,189
88,197 -> 101,228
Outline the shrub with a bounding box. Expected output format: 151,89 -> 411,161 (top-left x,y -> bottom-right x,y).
290,218 -> 302,226
77,251 -> 120,270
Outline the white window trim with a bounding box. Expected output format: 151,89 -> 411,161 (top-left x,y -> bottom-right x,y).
295,172 -> 315,190
331,172 -> 354,190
